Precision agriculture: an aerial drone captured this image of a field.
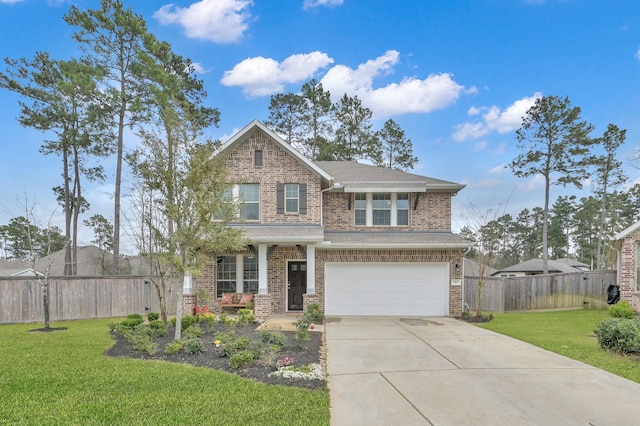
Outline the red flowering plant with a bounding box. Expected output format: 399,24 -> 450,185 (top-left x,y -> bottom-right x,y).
194,305 -> 216,327
277,357 -> 295,368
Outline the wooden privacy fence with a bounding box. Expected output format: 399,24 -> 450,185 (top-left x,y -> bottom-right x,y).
464,270 -> 615,312
0,276 -> 177,324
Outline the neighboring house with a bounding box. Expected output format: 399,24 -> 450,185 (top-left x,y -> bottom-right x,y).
612,221 -> 640,312
463,258 -> 496,277
555,258 -> 591,271
0,245 -> 150,277
189,120 -> 470,321
490,258 -> 585,277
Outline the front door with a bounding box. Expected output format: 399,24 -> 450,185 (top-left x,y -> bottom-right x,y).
288,261 -> 307,311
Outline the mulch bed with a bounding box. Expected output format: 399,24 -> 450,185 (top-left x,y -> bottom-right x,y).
105,323 -> 326,390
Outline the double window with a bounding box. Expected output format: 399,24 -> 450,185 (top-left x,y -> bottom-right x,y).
355,193 -> 410,226
216,255 -> 259,297
221,184 -> 260,221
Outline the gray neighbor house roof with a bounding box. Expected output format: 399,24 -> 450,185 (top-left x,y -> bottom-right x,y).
491,258 -> 589,276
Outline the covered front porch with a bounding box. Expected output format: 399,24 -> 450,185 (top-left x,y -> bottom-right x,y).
188,225 -> 324,322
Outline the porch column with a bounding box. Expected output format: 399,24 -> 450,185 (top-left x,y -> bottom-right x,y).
306,243 -> 316,294
258,243 -> 268,294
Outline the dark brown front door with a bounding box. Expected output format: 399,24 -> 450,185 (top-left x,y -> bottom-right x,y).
288,261 -> 307,311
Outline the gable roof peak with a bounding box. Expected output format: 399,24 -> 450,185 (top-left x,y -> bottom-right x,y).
215,119 -> 331,181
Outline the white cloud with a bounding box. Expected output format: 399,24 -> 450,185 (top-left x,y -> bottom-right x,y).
635,47 -> 640,60
222,49 -> 470,115
191,62 -> 207,74
303,0 -> 343,9
488,164 -> 507,175
154,0 -> 253,44
494,143 -> 506,154
452,92 -> 542,142
320,50 -> 470,116
220,51 -> 334,96
473,141 -> 488,152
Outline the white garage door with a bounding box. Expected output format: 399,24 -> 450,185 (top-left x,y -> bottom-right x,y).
324,262 -> 449,316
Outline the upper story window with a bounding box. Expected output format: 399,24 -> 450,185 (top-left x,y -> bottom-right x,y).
397,193 -> 409,226
277,183 -> 307,215
285,184 -> 299,214
372,193 -> 391,225
355,193 -> 367,226
219,184 -> 260,221
239,184 -> 260,220
254,150 -> 263,167
354,193 -> 410,227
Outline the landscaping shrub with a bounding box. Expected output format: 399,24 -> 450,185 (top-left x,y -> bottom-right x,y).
183,324 -> 203,338
170,314 -> 198,330
609,301 -> 637,319
229,350 -> 254,369
126,324 -> 156,354
183,337 -> 204,355
165,341 -> 184,355
260,330 -> 287,350
237,308 -> 255,325
147,312 -> 160,322
149,320 -> 167,337
305,303 -> 324,323
594,317 -> 640,354
120,313 -> 144,329
295,317 -> 311,349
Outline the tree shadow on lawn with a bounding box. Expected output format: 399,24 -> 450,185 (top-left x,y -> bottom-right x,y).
105,323 -> 326,390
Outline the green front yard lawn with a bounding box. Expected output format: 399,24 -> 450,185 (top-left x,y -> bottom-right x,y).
0,319 -> 329,425
476,309 -> 640,384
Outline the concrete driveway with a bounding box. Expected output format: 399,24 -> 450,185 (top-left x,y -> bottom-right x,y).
325,316 -> 640,426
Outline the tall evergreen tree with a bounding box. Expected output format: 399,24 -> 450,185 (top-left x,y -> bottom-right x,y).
330,94 -> 380,162
0,53 -> 110,274
65,0 -> 150,274
375,118 -> 418,170
593,124 -> 627,269
509,96 -> 595,274
300,79 -> 333,160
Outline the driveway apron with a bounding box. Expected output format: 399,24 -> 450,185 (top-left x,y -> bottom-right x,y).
325,316 -> 640,426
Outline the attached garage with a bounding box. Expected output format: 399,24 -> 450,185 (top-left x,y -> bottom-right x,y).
324,262 -> 450,316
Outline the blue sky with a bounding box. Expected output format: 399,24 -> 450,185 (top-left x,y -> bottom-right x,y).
1,0 -> 640,251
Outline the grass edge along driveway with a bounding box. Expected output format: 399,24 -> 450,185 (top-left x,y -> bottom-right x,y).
477,309 -> 640,384
0,318 -> 329,426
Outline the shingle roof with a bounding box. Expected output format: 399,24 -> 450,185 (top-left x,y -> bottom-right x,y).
319,231 -> 470,249
314,161 -> 464,192
230,225 -> 325,243
491,258 -> 582,275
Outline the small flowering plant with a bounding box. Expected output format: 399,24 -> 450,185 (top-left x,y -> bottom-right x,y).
277,357 -> 295,368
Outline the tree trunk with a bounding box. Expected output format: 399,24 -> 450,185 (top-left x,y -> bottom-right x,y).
43,277 -> 50,329
175,289 -> 183,341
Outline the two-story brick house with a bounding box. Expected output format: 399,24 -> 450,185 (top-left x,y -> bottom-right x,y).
188,120 -> 470,321
612,221 -> 640,312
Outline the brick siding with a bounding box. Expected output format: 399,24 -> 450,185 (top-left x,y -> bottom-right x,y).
322,191 -> 453,231
224,129 -> 322,224
619,230 -> 640,312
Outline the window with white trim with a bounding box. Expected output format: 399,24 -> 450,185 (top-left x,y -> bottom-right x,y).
216,184 -> 260,221
354,192 -> 410,227
217,254 -> 259,296
243,255 -> 259,294
397,193 -> 409,226
372,193 -> 391,225
285,184 -> 299,214
216,256 -> 237,297
239,184 -> 260,220
355,193 -> 367,226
